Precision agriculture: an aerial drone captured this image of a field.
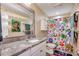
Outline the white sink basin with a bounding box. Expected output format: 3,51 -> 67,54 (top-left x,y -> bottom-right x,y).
28,39 -> 39,43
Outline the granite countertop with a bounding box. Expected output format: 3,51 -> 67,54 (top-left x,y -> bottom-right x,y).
0,37 -> 47,56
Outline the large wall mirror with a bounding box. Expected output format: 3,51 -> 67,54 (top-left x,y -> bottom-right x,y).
1,3 -> 35,43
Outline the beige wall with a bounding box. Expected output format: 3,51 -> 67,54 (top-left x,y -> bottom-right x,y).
30,4 -> 47,39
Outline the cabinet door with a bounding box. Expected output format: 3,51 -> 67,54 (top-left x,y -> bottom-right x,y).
31,41 -> 46,56
40,42 -> 46,56
31,50 -> 41,56
40,49 -> 45,56
31,42 -> 43,55
18,49 -> 31,56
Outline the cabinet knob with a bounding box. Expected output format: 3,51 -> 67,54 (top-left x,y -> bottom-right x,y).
40,50 -> 43,52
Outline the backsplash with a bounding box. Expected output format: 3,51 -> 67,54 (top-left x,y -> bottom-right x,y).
2,36 -> 28,44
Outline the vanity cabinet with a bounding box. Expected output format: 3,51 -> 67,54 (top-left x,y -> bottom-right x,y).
18,41 -> 46,56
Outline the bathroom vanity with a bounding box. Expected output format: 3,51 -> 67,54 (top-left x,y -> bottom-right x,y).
19,39 -> 46,56
0,37 -> 46,56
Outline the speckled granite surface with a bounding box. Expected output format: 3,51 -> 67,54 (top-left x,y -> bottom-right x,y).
0,37 -> 47,56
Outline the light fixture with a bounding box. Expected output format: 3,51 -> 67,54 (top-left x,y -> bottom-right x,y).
53,16 -> 63,19
56,12 -> 60,15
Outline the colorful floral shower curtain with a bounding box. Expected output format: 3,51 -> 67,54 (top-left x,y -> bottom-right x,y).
47,17 -> 74,56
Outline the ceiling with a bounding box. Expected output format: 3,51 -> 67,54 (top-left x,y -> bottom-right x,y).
35,3 -> 78,16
